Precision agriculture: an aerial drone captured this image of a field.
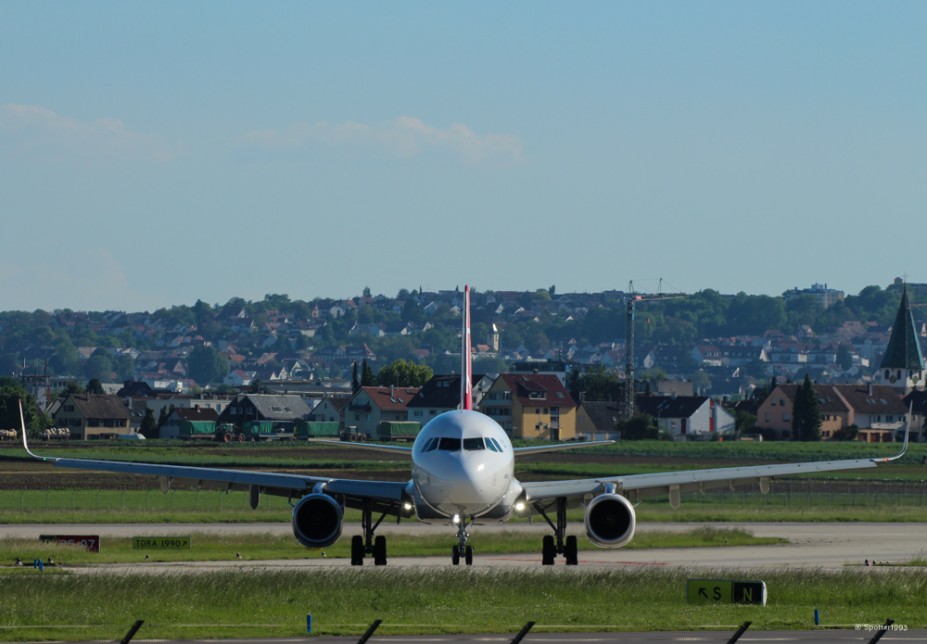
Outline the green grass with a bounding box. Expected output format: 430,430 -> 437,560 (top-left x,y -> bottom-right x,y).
0,567 -> 923,640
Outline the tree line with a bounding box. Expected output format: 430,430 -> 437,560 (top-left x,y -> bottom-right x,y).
0,282 -> 912,385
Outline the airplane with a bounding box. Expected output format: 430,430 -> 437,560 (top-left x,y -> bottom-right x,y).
20,285 -> 910,566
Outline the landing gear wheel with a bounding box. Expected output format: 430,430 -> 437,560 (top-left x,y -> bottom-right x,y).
565,535 -> 578,566
452,545 -> 461,566
350,535 -> 364,566
542,535 -> 556,565
465,545 -> 473,566
373,535 -> 387,566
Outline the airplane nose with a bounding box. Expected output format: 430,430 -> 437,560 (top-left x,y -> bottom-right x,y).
427,453 -> 497,506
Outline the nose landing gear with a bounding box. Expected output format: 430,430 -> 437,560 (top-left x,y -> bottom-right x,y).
451,515 -> 474,566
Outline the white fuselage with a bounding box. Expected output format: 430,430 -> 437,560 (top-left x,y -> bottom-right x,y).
409,409 -> 522,521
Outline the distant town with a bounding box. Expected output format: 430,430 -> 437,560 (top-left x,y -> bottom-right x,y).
4,279 -> 927,444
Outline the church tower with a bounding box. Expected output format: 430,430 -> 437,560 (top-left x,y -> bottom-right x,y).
878,287 -> 925,391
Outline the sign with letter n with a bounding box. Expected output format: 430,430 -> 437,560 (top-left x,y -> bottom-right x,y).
686,579 -> 766,606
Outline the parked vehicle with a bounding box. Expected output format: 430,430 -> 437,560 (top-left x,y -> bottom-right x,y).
377,421 -> 421,442
295,421 -> 341,440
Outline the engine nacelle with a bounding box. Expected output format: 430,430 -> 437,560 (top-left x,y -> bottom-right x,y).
584,492 -> 636,548
291,493 -> 343,548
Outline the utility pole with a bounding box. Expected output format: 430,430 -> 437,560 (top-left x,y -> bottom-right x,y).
623,281 -> 684,422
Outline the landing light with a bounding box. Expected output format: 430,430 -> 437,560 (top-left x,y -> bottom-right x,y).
403,502 -> 413,511
514,501 -> 526,513
452,514 -> 461,525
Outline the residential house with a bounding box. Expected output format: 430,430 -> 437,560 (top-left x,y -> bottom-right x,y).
635,394 -> 735,440
405,374 -> 492,424
217,393 -> 314,433
833,384 -> 907,443
310,395 -> 352,426
903,389 -> 927,443
576,400 -> 621,440
756,384 -> 850,440
161,406 -> 219,440
120,391 -> 231,429
345,386 -> 420,438
53,394 -> 132,440
224,370 -> 256,387
756,383 -> 906,441
481,373 -> 578,441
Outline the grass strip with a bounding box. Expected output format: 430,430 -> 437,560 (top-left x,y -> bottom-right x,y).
0,567 -> 924,640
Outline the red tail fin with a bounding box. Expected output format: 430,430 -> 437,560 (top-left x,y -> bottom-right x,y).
461,285 -> 472,410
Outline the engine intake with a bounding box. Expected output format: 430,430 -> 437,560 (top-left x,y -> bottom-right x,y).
292,493 -> 343,548
584,492 -> 636,548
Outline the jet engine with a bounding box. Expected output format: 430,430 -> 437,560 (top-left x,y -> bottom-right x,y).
291,493 -> 343,548
584,492 -> 636,548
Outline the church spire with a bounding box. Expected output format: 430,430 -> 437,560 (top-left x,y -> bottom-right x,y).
880,287 -> 924,388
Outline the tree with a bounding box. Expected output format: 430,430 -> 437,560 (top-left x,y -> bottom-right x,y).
140,408 -> 159,439
57,381 -> 84,398
833,424 -> 859,441
619,414 -> 658,440
85,350 -> 114,382
734,408 -> 757,434
377,359 -> 433,387
792,375 -> 821,441
836,343 -> 854,371
361,359 -> 376,387
86,379 -> 104,394
569,365 -> 622,401
0,377 -> 46,434
187,346 -> 229,387
727,293 -> 787,335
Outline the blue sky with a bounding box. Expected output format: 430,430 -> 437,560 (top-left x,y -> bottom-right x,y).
2,2 -> 924,312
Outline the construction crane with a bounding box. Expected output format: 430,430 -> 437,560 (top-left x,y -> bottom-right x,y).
623,280 -> 685,422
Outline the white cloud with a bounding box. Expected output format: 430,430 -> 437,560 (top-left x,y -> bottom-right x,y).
241,116 -> 523,162
0,103 -> 176,162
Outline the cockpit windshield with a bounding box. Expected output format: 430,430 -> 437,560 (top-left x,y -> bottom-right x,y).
438,437 -> 461,451
419,435 -> 505,453
462,437 -> 484,451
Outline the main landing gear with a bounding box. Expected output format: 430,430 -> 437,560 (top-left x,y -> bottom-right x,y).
535,497 -> 578,565
451,515 -> 474,566
350,500 -> 389,566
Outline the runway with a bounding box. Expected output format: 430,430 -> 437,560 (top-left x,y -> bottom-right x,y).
5,521 -> 924,571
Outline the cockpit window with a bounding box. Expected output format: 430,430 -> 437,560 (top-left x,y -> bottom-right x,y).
438,437 -> 461,451
486,437 -> 503,452
463,437 -> 485,451
419,437 -> 439,452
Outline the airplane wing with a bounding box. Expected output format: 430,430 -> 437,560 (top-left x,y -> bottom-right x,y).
19,403 -> 408,513
522,422 -> 910,508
